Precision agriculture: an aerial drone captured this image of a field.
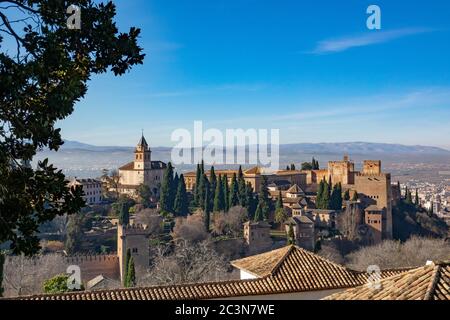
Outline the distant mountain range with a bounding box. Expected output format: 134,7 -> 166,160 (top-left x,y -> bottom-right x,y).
33,140 -> 450,178
61,140 -> 450,155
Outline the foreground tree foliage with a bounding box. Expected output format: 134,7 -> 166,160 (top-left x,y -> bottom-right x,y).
140,240 -> 230,287
346,237 -> 450,271
0,0 -> 145,255
318,236 -> 450,271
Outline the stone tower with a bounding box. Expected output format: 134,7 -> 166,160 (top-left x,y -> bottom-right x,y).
117,223 -> 151,283
134,134 -> 151,170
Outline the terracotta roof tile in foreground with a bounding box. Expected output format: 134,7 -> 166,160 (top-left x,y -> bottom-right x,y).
8,246 -> 411,301
324,261 -> 450,300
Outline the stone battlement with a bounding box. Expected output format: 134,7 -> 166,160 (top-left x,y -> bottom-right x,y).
120,223 -> 150,235
65,254 -> 119,264
355,172 -> 390,178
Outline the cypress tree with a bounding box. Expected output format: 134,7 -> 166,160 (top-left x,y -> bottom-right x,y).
287,224 -> 295,245
173,172 -> 179,194
174,174 -> 189,216
290,163 -> 296,171
229,173 -> 239,207
286,165 -> 290,170
351,191 -> 358,202
254,203 -> 263,222
329,183 -> 343,210
415,189 -> 420,206
194,163 -> 201,205
276,190 -> 283,210
406,190 -> 413,204
238,166 -> 247,207
0,251 -> 4,297
200,159 -> 205,175
258,176 -> 271,219
123,248 -> 131,285
118,200 -> 130,226
210,166 -> 217,196
404,186 -> 408,200
160,162 -> 175,213
319,180 -> 331,209
125,256 -> 136,288
199,174 -> 209,210
213,175 -> 224,212
245,182 -> 256,219
222,175 -> 230,212
343,189 -> 350,201
316,180 -> 324,208
204,187 -> 211,231
337,183 -> 343,209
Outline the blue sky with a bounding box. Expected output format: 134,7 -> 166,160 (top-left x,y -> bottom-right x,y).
60,0 -> 450,149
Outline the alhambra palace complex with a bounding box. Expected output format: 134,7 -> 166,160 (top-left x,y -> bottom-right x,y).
58,136 -> 397,290
11,135 -> 449,301
89,136 -> 397,284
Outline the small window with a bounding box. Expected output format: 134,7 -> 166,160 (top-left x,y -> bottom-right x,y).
132,248 -> 138,254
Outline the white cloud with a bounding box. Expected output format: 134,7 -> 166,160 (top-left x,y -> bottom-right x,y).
309,27 -> 434,54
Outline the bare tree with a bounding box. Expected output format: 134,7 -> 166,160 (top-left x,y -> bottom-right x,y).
172,211 -> 209,243
135,208 -> 163,236
346,236 -> 450,271
212,206 -> 247,237
317,243 -> 345,265
140,240 -> 230,286
337,202 -> 365,242
3,254 -> 68,297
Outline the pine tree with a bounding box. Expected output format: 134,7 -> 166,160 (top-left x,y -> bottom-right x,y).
160,162 -> 175,213
174,174 -> 189,216
229,173 -> 239,207
213,175 -> 225,212
286,165 -> 290,170
287,224 -> 295,245
237,166 -> 247,207
125,256 -> 136,288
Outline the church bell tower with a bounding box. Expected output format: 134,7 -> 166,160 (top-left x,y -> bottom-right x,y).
134,133 -> 151,170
